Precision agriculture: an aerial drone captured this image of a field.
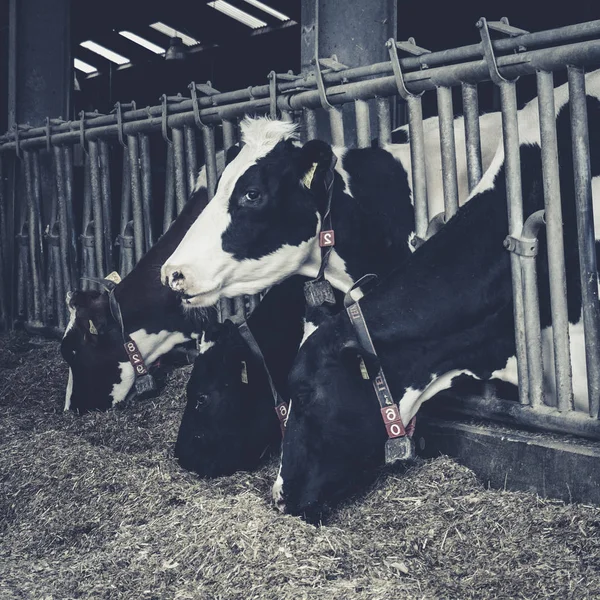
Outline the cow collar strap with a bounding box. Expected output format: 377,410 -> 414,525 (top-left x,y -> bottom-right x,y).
304,154 -> 338,308
80,276 -> 156,396
230,315 -> 289,436
343,274 -> 416,465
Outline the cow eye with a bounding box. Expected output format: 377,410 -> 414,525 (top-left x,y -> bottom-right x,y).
240,189 -> 262,206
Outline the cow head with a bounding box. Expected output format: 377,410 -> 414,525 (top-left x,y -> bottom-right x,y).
61,288 -> 134,412
275,323 -> 386,524
175,320 -> 280,476
162,117 -> 335,307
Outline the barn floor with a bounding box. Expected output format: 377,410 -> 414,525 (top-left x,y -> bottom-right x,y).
1,332 -> 600,600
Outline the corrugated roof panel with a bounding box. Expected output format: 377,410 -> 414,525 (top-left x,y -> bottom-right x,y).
242,0 -> 290,22
80,40 -> 130,65
74,58 -> 98,74
149,22 -> 200,47
208,1 -> 268,29
119,31 -> 166,54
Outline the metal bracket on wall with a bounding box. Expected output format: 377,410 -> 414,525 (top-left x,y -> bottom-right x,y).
478,17 -> 529,85
189,82 -> 220,129
386,37 -> 430,100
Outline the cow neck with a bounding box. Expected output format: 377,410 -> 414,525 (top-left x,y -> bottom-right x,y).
304,154 -> 338,308
343,275 -> 416,465
82,276 -> 157,396
229,314 -> 289,436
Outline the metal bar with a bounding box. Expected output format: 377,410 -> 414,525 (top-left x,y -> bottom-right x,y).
139,134 -> 154,252
120,149 -> 132,239
30,151 -> 47,322
407,96 -> 429,241
328,108 -> 345,147
63,145 -> 77,287
568,66 -> 600,418
247,294 -> 260,316
22,151 -> 42,323
163,144 -> 175,233
50,231 -> 65,330
184,125 -> 198,195
222,120 -> 237,152
4,20 -> 600,149
99,140 -> 113,271
172,128 -> 187,215
519,211 -> 547,409
5,38 -> 600,152
0,156 -> 6,327
88,140 -> 105,280
201,125 -> 218,201
376,98 -> 392,146
436,86 -> 459,220
304,108 -> 318,141
461,83 -> 483,192
281,110 -> 294,122
233,296 -> 245,318
52,145 -> 72,311
17,226 -> 28,320
119,222 -> 135,278
500,81 -> 529,405
127,134 -> 145,263
537,70 -> 574,412
354,100 -> 371,148
219,298 -> 232,321
81,152 -> 92,290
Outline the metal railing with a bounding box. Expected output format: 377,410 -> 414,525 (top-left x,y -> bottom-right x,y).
1,18 -> 600,440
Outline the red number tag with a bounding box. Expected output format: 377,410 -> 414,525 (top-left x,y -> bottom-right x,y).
124,340 -> 148,375
380,405 -> 405,438
319,230 -> 335,247
275,403 -> 289,435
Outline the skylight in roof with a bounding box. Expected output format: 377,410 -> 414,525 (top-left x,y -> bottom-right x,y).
74,58 -> 98,74
149,22 -> 200,47
119,31 -> 165,54
80,41 -> 129,65
208,1 -> 267,29
242,0 -> 289,21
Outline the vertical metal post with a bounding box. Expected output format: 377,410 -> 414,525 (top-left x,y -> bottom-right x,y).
139,134 -> 154,252
568,66 -> 600,418
461,83 -> 483,192
81,152 -> 93,290
201,125 -> 218,201
53,145 -> 72,309
436,86 -> 459,220
376,98 -> 392,146
328,109 -> 345,147
500,81 -> 529,404
537,70 -> 574,413
99,140 -> 113,271
184,125 -> 198,195
172,128 -> 187,215
304,108 -> 318,141
127,134 -> 145,263
0,156 -> 6,327
88,140 -> 105,280
23,151 -> 42,323
163,145 -> 175,233
120,150 -> 132,239
222,120 -> 237,153
63,145 -> 78,287
354,100 -> 372,148
406,96 -> 429,241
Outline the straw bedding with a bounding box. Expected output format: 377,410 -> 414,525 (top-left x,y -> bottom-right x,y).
1,331 -> 600,599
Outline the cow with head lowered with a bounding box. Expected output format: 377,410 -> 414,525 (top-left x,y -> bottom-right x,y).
60,159 -> 226,412
162,113 -> 501,305
171,113 -> 500,477
273,71 -> 600,523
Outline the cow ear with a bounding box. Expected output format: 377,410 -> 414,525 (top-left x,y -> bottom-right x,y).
67,290 -> 100,309
339,340 -> 380,380
298,140 -> 333,191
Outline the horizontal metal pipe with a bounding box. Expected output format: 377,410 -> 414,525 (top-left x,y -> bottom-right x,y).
3,20 -> 600,148
4,39 -> 600,152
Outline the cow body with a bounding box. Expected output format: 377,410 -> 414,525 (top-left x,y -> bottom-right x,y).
275,71 -> 600,522
162,113 -> 501,305
61,172 -> 216,412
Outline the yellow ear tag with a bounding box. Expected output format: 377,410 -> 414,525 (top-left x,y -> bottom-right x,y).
359,357 -> 370,380
302,162 -> 318,189
104,271 -> 122,284
241,361 -> 248,384
89,320 -> 98,335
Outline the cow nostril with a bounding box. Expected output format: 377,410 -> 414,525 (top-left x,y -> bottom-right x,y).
172,270 -> 185,282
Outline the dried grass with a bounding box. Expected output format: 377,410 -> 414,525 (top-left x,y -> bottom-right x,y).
1,332 -> 600,599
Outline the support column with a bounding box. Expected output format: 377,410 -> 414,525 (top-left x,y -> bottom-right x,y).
300,0 -> 397,144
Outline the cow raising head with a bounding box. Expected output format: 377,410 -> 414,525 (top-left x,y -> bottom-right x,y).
161,117 -> 335,307
61,289 -> 134,412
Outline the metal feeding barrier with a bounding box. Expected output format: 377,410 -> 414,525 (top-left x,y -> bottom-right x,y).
1,18 -> 600,440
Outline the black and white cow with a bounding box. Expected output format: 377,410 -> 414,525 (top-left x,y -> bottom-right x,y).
175,275 -> 342,476
161,112 -> 501,304
273,71 -> 600,522
60,164 -> 223,413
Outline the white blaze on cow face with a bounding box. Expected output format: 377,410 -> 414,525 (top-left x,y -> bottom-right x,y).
162,118 -> 308,307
